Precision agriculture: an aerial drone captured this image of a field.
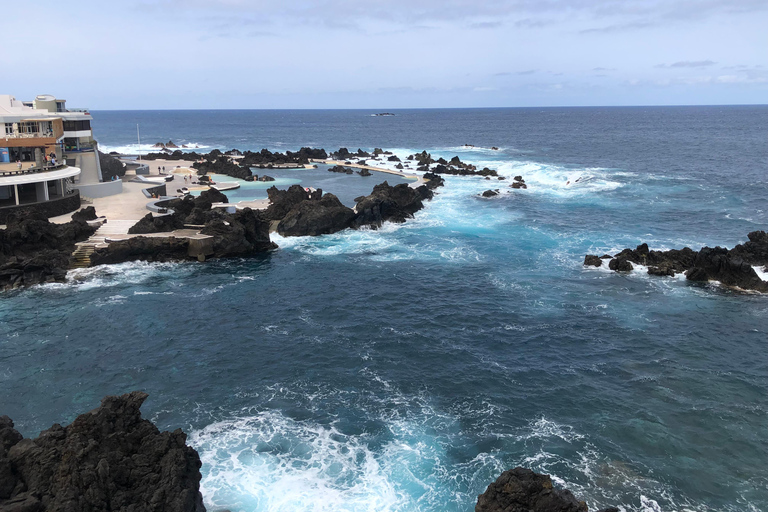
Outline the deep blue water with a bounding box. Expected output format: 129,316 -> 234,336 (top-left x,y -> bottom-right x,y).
2,107 -> 767,512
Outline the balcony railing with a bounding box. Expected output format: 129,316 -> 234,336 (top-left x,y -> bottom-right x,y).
3,131 -> 56,139
0,163 -> 68,176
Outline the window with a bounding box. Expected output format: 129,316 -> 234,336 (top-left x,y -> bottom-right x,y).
63,120 -> 90,131
4,123 -> 13,135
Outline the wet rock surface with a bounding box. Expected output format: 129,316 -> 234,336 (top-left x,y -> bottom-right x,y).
585,231 -> 768,292
0,210 -> 97,291
0,392 -> 205,512
476,467 -> 618,512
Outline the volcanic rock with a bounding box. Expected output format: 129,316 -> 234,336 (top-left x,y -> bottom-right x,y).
0,392 -> 205,512
609,257 -> 633,272
277,193 -> 356,237
475,467 -> 618,512
351,181 -> 432,229
0,212 -> 96,290
482,190 -> 499,198
357,168 -> 372,177
584,255 -> 602,267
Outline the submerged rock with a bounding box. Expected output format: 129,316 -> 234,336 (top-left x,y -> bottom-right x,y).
0,391 -> 205,512
481,189 -> 499,198
476,467 -> 618,512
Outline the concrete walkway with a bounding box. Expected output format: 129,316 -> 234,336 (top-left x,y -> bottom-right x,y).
312,159 -> 426,188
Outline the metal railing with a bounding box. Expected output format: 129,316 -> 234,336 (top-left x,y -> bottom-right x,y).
0,163 -> 68,176
2,131 -> 56,139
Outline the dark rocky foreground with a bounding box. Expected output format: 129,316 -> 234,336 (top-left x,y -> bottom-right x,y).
475,467 -> 618,512
584,231 -> 768,292
0,396 -> 619,512
0,392 -> 205,512
0,208 -> 98,291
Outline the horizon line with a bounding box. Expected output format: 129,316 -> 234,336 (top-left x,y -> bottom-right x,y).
88,103 -> 768,112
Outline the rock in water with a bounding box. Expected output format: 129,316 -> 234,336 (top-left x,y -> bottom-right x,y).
609,257 -> 633,272
476,467 -> 618,512
277,193 -> 356,236
584,255 -> 602,267
0,391 -> 206,512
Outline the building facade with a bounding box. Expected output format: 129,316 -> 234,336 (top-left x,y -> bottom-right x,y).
0,94 -> 121,217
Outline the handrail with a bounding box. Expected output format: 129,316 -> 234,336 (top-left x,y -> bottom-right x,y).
0,164 -> 69,176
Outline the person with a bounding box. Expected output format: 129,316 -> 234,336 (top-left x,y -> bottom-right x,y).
16,160 -> 21,170
163,166 -> 166,172
158,166 -> 161,173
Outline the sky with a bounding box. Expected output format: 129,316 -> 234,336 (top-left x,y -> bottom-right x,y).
4,0 -> 767,109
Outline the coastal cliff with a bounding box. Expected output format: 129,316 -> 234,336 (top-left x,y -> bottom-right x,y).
0,392 -> 205,512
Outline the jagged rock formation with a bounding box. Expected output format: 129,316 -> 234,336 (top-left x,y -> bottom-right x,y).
94,205 -> 275,266
357,168 -> 372,177
584,231 -> 768,292
510,176 -> 528,189
260,174 -> 444,236
350,182 -> 434,229
129,189 -> 230,234
481,190 -> 500,198
476,467 -> 618,512
328,165 -> 354,174
0,391 -> 205,512
240,147 -> 326,167
0,210 -> 97,290
406,151 -> 499,177
98,151 -> 126,181
278,193 -> 357,236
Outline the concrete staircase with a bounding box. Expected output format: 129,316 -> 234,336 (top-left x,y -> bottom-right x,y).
68,241 -> 98,269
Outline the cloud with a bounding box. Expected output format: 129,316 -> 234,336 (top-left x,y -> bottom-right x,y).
656,60 -> 717,68
470,21 -> 502,29
580,21 -> 654,34
592,67 -> 615,72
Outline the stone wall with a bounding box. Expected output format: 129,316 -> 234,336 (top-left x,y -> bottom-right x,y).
0,192 -> 81,224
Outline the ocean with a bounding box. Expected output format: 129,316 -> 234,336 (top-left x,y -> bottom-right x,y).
1,107 -> 767,511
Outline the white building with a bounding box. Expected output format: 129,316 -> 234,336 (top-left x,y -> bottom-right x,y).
0,94 -> 122,200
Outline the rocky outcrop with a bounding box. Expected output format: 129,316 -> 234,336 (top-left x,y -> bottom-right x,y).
422,172 -> 445,189
262,185 -> 321,222
0,211 -> 97,290
406,152 -> 499,177
128,189 -> 230,235
0,391 -> 205,512
510,176 -> 528,189
584,255 -> 602,267
90,237 -> 192,265
328,165 -> 354,174
476,467 -> 618,512
481,190 -> 499,198
94,207 -> 275,265
351,182 -> 434,229
277,194 -> 356,237
587,232 -> 768,292
357,168 -> 372,177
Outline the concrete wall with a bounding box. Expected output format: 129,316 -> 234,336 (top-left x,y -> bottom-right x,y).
70,151 -> 102,185
73,179 -> 122,198
0,192 -> 80,224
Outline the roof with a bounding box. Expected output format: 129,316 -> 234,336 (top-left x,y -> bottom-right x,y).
0,166 -> 81,186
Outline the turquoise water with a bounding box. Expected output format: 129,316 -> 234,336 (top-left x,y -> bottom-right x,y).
1,107 -> 767,511
198,164 -> 412,207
